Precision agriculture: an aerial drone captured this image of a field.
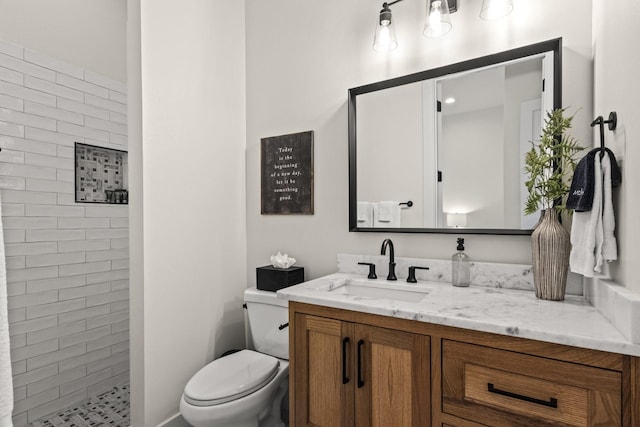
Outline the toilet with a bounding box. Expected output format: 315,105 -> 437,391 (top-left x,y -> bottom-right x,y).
180,288 -> 290,427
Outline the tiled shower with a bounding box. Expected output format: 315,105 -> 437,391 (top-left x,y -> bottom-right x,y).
0,40 -> 129,425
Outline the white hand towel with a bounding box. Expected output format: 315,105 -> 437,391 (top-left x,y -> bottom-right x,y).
570,151 -> 618,277
0,202 -> 13,427
357,202 -> 374,227
570,154 -> 602,277
596,151 -> 618,271
374,201 -> 401,227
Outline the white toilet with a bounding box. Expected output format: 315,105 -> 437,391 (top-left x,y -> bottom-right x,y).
180,288 -> 290,427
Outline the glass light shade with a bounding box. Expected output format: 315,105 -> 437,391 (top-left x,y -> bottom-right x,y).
480,0 -> 514,20
373,19 -> 398,52
423,0 -> 452,38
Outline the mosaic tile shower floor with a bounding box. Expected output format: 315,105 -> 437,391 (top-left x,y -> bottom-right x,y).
31,384 -> 130,427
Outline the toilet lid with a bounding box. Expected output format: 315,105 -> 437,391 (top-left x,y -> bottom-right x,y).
184,350 -> 280,407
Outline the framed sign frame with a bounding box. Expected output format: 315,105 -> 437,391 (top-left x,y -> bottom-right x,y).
261,131 -> 314,215
75,142 -> 128,204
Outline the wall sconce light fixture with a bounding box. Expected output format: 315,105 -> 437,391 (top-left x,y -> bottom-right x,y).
373,0 -> 513,52
373,2 -> 399,52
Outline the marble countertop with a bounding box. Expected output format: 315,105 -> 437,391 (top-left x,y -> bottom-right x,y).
278,273 -> 640,357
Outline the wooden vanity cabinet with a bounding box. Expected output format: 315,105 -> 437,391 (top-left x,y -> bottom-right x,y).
290,305 -> 430,426
289,302 -> 640,427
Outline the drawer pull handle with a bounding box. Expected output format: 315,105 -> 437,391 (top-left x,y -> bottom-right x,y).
487,383 -> 558,409
342,337 -> 350,385
357,339 -> 365,388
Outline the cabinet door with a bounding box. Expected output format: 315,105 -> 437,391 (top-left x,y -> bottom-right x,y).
292,313 -> 355,427
354,324 -> 431,427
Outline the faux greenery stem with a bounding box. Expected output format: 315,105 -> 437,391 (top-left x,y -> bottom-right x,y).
524,108 -> 583,215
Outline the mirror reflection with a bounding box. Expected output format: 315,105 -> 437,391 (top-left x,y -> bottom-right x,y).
349,39 -> 561,234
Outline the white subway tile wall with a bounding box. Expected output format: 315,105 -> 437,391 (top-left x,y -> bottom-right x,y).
0,39 -> 128,426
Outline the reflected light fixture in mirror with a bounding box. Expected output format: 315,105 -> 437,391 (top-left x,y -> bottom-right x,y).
480,0 -> 514,20
447,213 -> 468,228
424,0 -> 452,38
373,2 -> 398,52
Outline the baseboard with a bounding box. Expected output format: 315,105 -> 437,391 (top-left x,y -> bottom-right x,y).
157,413 -> 190,427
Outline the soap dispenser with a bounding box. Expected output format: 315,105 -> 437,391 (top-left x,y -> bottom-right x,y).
452,238 -> 471,287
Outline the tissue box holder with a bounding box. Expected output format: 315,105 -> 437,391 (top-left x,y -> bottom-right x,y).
256,265 -> 304,292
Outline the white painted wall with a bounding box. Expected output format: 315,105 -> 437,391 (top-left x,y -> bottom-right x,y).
592,1 -> 640,292
245,0 -> 593,283
0,0 -> 126,83
130,1 -> 247,425
126,1 -> 144,426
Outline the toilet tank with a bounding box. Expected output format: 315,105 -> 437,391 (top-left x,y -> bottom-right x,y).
244,287 -> 289,360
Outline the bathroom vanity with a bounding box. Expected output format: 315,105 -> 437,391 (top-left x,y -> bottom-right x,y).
279,270 -> 640,426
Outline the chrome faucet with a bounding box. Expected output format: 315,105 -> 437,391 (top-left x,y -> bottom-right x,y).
380,238 -> 397,281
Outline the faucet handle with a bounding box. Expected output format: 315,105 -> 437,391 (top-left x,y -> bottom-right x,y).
407,266 -> 430,283
358,262 -> 377,279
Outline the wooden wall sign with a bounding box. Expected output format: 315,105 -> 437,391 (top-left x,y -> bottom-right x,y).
261,131 -> 314,215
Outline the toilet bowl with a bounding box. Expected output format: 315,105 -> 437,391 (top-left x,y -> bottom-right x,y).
180,288 -> 289,427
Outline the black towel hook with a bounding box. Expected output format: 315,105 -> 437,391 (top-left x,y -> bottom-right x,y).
590,111 -> 617,129
590,111 -> 617,155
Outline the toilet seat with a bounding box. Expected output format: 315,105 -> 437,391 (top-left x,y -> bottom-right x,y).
183,350 -> 280,407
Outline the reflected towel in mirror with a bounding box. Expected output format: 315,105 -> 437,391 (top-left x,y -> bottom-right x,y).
374,201 -> 401,227
357,202 -> 374,227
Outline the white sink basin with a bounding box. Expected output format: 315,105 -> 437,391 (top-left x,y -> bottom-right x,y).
327,279 -> 431,303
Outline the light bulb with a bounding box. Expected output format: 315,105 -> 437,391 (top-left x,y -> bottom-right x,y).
423,0 -> 452,38
480,0 -> 514,20
429,2 -> 443,33
373,25 -> 398,52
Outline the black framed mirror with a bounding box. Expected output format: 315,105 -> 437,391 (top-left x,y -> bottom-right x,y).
349,38 -> 562,235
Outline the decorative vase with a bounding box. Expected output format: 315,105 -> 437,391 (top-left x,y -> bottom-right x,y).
531,208 -> 570,301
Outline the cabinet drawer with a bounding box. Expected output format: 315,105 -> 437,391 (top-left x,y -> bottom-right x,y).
442,340 -> 622,426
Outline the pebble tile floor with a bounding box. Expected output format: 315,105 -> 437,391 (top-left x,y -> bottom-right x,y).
31,384 -> 130,427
